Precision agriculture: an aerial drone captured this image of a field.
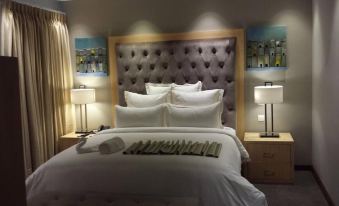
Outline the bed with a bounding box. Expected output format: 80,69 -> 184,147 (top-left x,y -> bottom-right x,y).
26,29 -> 267,206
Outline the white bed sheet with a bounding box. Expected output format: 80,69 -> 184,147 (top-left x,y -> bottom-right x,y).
26,127 -> 267,206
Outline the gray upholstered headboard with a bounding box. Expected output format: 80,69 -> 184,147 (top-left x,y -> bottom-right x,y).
109,30 -> 245,137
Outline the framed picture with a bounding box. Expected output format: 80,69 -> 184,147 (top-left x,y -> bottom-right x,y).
246,26 -> 287,71
75,37 -> 108,76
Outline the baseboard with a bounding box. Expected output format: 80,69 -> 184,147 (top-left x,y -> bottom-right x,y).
294,165 -> 313,171
295,165 -> 335,206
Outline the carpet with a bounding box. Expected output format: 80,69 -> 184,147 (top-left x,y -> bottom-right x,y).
254,171 -> 329,206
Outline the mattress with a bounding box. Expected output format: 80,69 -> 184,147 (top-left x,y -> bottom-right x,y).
26,127 -> 267,206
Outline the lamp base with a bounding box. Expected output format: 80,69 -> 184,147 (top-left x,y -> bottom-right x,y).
260,132 -> 280,138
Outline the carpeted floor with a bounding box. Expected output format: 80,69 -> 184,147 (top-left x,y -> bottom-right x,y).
254,171 -> 329,206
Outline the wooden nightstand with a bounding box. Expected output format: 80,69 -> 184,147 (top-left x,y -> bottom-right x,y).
244,132 -> 294,184
58,132 -> 82,152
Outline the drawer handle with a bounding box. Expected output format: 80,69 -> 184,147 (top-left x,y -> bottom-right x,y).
263,152 -> 275,158
264,170 -> 275,177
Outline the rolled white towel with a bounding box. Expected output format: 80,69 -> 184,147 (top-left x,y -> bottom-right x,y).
99,137 -> 125,154
76,137 -> 98,154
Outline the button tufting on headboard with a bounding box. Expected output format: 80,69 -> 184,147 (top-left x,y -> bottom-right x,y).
171,76 -> 176,83
184,47 -> 189,54
191,62 -> 196,69
212,76 -> 218,83
143,50 -> 148,57
225,46 -> 232,54
204,62 -> 210,69
157,77 -> 162,83
115,37 -> 237,128
218,62 -> 224,68
144,77 -> 149,83
177,62 -> 182,69
212,47 -> 217,54
162,62 -> 168,69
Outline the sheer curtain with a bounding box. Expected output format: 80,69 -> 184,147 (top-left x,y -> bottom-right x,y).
0,0 -> 74,175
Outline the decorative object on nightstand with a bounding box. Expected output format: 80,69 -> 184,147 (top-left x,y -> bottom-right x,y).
254,82 -> 283,137
71,85 -> 96,134
244,132 -> 294,184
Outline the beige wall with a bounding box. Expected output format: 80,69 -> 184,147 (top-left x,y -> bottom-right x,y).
63,0 -> 312,165
313,0 -> 339,204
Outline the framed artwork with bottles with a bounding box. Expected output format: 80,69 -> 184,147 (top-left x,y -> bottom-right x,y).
75,37 -> 108,77
246,26 -> 287,71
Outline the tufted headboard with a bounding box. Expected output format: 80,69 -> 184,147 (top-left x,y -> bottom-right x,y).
109,29 -> 245,139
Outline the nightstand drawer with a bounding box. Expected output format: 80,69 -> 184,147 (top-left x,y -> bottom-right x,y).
246,144 -> 291,163
247,162 -> 293,183
59,138 -> 79,151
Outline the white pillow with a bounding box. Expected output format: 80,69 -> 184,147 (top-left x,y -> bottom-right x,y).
124,91 -> 168,107
115,104 -> 165,128
172,81 -> 202,92
146,81 -> 202,94
171,89 -> 224,107
166,102 -> 223,128
145,83 -> 172,94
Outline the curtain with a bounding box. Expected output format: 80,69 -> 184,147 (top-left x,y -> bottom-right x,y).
0,0 -> 12,56
0,0 -> 74,175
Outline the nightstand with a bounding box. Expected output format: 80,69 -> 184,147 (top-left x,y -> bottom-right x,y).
244,132 -> 294,184
58,132 -> 82,152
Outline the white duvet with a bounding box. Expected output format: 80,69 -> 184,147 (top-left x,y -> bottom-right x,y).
26,127 -> 267,206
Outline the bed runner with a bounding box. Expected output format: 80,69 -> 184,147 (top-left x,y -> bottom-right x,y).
123,140 -> 222,158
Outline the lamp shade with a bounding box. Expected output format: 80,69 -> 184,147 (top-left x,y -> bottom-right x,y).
254,85 -> 283,104
71,88 -> 96,104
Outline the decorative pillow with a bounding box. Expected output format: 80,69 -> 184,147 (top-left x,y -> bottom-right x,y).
115,104 -> 165,128
124,91 -> 168,107
172,81 -> 202,92
166,102 -> 223,128
171,89 -> 224,107
145,83 -> 172,94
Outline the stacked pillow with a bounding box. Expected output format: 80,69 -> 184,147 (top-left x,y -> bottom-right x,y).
115,81 -> 224,129
124,91 -> 168,107
145,81 -> 202,94
166,102 -> 222,128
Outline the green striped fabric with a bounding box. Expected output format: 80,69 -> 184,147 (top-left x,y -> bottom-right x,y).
123,140 -> 222,158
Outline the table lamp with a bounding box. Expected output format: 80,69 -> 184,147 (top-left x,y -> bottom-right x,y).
254,82 -> 283,137
71,86 -> 96,133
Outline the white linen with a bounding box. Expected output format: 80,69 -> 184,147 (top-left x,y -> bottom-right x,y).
124,91 -> 168,107
166,102 -> 223,128
172,81 -> 202,92
115,104 -> 165,127
145,83 -> 172,94
26,127 -> 265,206
171,89 -> 224,106
145,81 -> 202,95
